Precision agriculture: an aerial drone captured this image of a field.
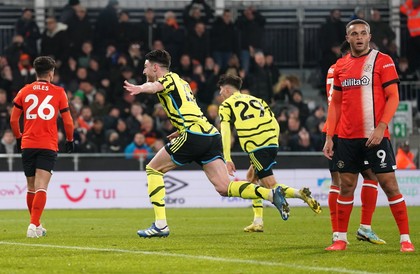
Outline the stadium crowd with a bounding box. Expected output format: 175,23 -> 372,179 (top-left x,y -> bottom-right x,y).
0,0 -> 418,157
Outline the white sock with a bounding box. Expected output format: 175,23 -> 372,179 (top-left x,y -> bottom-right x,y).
155,219 -> 167,229
337,232 -> 348,242
400,234 -> 411,243
360,224 -> 371,230
253,218 -> 263,225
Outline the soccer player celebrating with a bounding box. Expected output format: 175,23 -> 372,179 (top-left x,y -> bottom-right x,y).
218,74 -> 321,232
10,56 -> 74,238
123,50 -> 289,238
323,19 -> 415,252
325,41 -> 385,244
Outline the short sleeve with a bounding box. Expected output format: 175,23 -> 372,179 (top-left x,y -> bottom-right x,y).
378,54 -> 399,88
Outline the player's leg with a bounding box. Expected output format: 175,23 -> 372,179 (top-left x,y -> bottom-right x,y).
368,138 -> 414,252
325,172 -> 358,250
202,158 -> 289,220
26,176 -> 35,214
325,138 -> 362,250
137,146 -> 177,238
244,165 -> 264,232
356,168 -> 385,244
328,171 -> 340,242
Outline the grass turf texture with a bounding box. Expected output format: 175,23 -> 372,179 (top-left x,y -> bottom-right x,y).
0,207 -> 419,273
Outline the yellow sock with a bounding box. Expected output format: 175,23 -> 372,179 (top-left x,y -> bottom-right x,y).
146,165 -> 166,220
228,181 -> 271,200
278,184 -> 298,199
252,199 -> 263,219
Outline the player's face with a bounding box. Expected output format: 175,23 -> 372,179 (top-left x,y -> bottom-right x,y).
219,85 -> 232,100
346,23 -> 371,56
143,60 -> 158,82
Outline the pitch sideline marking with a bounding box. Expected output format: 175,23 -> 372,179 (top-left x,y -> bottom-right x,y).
0,241 -> 378,274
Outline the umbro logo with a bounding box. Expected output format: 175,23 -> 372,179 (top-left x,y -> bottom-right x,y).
163,175 -> 189,194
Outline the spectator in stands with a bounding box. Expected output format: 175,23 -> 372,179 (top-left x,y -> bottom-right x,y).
115,118 -> 131,148
125,101 -> 144,138
245,51 -> 273,104
139,8 -> 162,52
289,127 -> 319,152
126,42 -> 145,80
205,104 -> 219,128
77,40 -> 94,68
236,6 -> 266,74
0,89 -> 11,133
87,117 -> 106,152
222,54 -> 245,79
41,16 -> 69,67
102,106 -> 120,130
211,9 -> 237,71
350,6 -> 367,21
280,113 -> 301,151
396,141 -> 417,170
183,0 -> 213,34
91,91 -> 111,117
161,11 -> 185,69
369,8 -> 396,52
265,53 -> 280,87
0,57 -> 13,101
14,8 -> 41,58
152,40 -> 165,51
195,57 -> 219,108
152,103 -> 168,130
11,53 -> 36,92
185,22 -> 211,66
67,5 -> 93,57
3,35 -> 33,71
94,0 -> 120,56
74,79 -> 97,106
124,132 -> 153,160
398,57 -> 419,101
176,54 -> 194,82
117,10 -> 140,52
400,0 -> 420,71
140,114 -> 164,147
305,105 -> 326,135
272,75 -> 300,107
102,130 -> 123,153
290,90 -> 310,126
77,105 -> 94,131
0,129 -> 18,154
319,9 -> 346,85
75,127 -> 97,153
59,0 -> 80,25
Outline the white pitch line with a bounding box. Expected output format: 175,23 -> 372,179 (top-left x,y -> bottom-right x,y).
0,241 -> 380,274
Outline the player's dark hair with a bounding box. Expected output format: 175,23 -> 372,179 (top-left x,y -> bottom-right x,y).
33,56 -> 56,77
145,49 -> 171,69
217,74 -> 243,90
340,41 -> 350,55
346,19 -> 370,33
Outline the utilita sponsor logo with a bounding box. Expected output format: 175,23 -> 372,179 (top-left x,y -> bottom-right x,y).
61,177 -> 116,203
0,185 -> 27,197
341,75 -> 370,87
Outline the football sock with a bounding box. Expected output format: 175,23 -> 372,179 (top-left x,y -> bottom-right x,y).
337,195 -> 354,233
228,181 -> 272,201
278,184 -> 297,198
26,191 -> 35,214
400,234 -> 411,243
360,180 -> 378,226
251,199 -> 263,221
389,194 -> 410,235
146,165 -> 166,221
30,189 -> 47,227
328,185 -> 340,233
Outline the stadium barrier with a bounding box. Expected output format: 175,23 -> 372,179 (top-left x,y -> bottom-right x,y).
1,169 -> 419,210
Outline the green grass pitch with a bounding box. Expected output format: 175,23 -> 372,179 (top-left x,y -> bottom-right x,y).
0,206 -> 419,273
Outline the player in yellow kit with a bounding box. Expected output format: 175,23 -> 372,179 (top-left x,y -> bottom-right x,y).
218,74 -> 321,232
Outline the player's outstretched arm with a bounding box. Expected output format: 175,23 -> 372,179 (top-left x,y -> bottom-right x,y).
123,80 -> 164,95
